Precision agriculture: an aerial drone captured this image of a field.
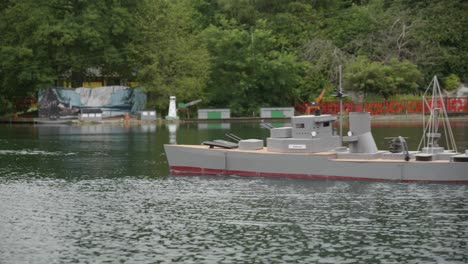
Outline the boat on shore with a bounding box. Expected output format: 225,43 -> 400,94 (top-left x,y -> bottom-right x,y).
164,78 -> 468,183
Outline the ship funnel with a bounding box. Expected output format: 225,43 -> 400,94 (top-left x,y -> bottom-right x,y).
343,112 -> 378,153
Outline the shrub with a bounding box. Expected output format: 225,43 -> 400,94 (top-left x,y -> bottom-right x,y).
443,74 -> 460,91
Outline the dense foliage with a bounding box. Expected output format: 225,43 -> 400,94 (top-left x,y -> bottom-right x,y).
1,0 -> 467,115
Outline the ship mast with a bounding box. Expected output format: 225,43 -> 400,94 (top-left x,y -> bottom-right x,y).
337,65 -> 344,144
417,76 -> 457,153
338,65 -> 343,143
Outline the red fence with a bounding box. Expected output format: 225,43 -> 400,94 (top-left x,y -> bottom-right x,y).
318,97 -> 468,115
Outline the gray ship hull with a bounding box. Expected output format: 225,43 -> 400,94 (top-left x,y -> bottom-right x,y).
164,144 -> 468,183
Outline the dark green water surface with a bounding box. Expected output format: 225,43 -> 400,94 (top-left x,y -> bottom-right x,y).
0,121 -> 467,263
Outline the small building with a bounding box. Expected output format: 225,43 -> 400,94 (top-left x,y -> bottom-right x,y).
79,108 -> 103,122
138,110 -> 157,121
260,107 -> 295,118
198,109 -> 230,119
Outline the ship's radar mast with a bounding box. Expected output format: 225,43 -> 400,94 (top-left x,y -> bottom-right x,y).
418,76 -> 457,153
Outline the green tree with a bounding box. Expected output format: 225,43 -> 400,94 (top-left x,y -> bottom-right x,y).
443,74 -> 460,91
300,39 -> 349,95
374,0 -> 468,80
1,0 -> 467,117
266,2 -> 318,52
134,0 -> 210,112
0,0 -> 139,114
345,57 -> 421,100
216,0 -> 258,25
319,2 -> 380,49
203,19 -> 308,116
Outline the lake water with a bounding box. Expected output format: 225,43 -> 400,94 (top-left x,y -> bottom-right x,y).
1,121 -> 467,263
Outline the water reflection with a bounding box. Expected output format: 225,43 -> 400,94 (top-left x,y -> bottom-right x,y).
262,122 -> 291,128
36,124 -> 157,136
197,123 -> 231,130
0,124 -> 163,181
139,124 -> 157,133
167,123 -> 178,144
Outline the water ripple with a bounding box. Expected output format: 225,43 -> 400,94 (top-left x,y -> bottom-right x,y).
1,123 -> 468,263
0,149 -> 76,156
0,177 -> 467,263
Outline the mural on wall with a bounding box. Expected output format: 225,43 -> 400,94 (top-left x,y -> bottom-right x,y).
38,86 -> 147,118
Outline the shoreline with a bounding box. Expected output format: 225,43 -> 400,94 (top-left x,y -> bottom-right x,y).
1,113 -> 468,125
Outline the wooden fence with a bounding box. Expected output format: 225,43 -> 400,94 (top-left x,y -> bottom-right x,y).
318,97 -> 468,115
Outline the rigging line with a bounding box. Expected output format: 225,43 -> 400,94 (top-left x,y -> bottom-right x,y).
434,77 -> 457,152
419,77 -> 434,151
417,110 -> 431,151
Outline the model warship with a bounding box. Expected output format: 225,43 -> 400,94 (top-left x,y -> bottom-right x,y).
164,77 -> 468,183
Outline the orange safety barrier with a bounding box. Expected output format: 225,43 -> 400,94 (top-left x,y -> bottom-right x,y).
405,101 -> 422,113
343,102 -> 354,113
386,101 -> 404,114
423,99 -> 445,113
327,102 -> 340,114
311,97 -> 467,115
366,102 -> 384,115
447,98 -> 467,113
354,104 -> 364,112
318,102 -> 355,114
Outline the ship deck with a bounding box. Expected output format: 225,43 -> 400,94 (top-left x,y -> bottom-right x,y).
173,144 -> 453,163
176,144 -> 335,155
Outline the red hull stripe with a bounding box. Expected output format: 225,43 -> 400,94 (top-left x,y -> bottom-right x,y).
169,166 -> 468,183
